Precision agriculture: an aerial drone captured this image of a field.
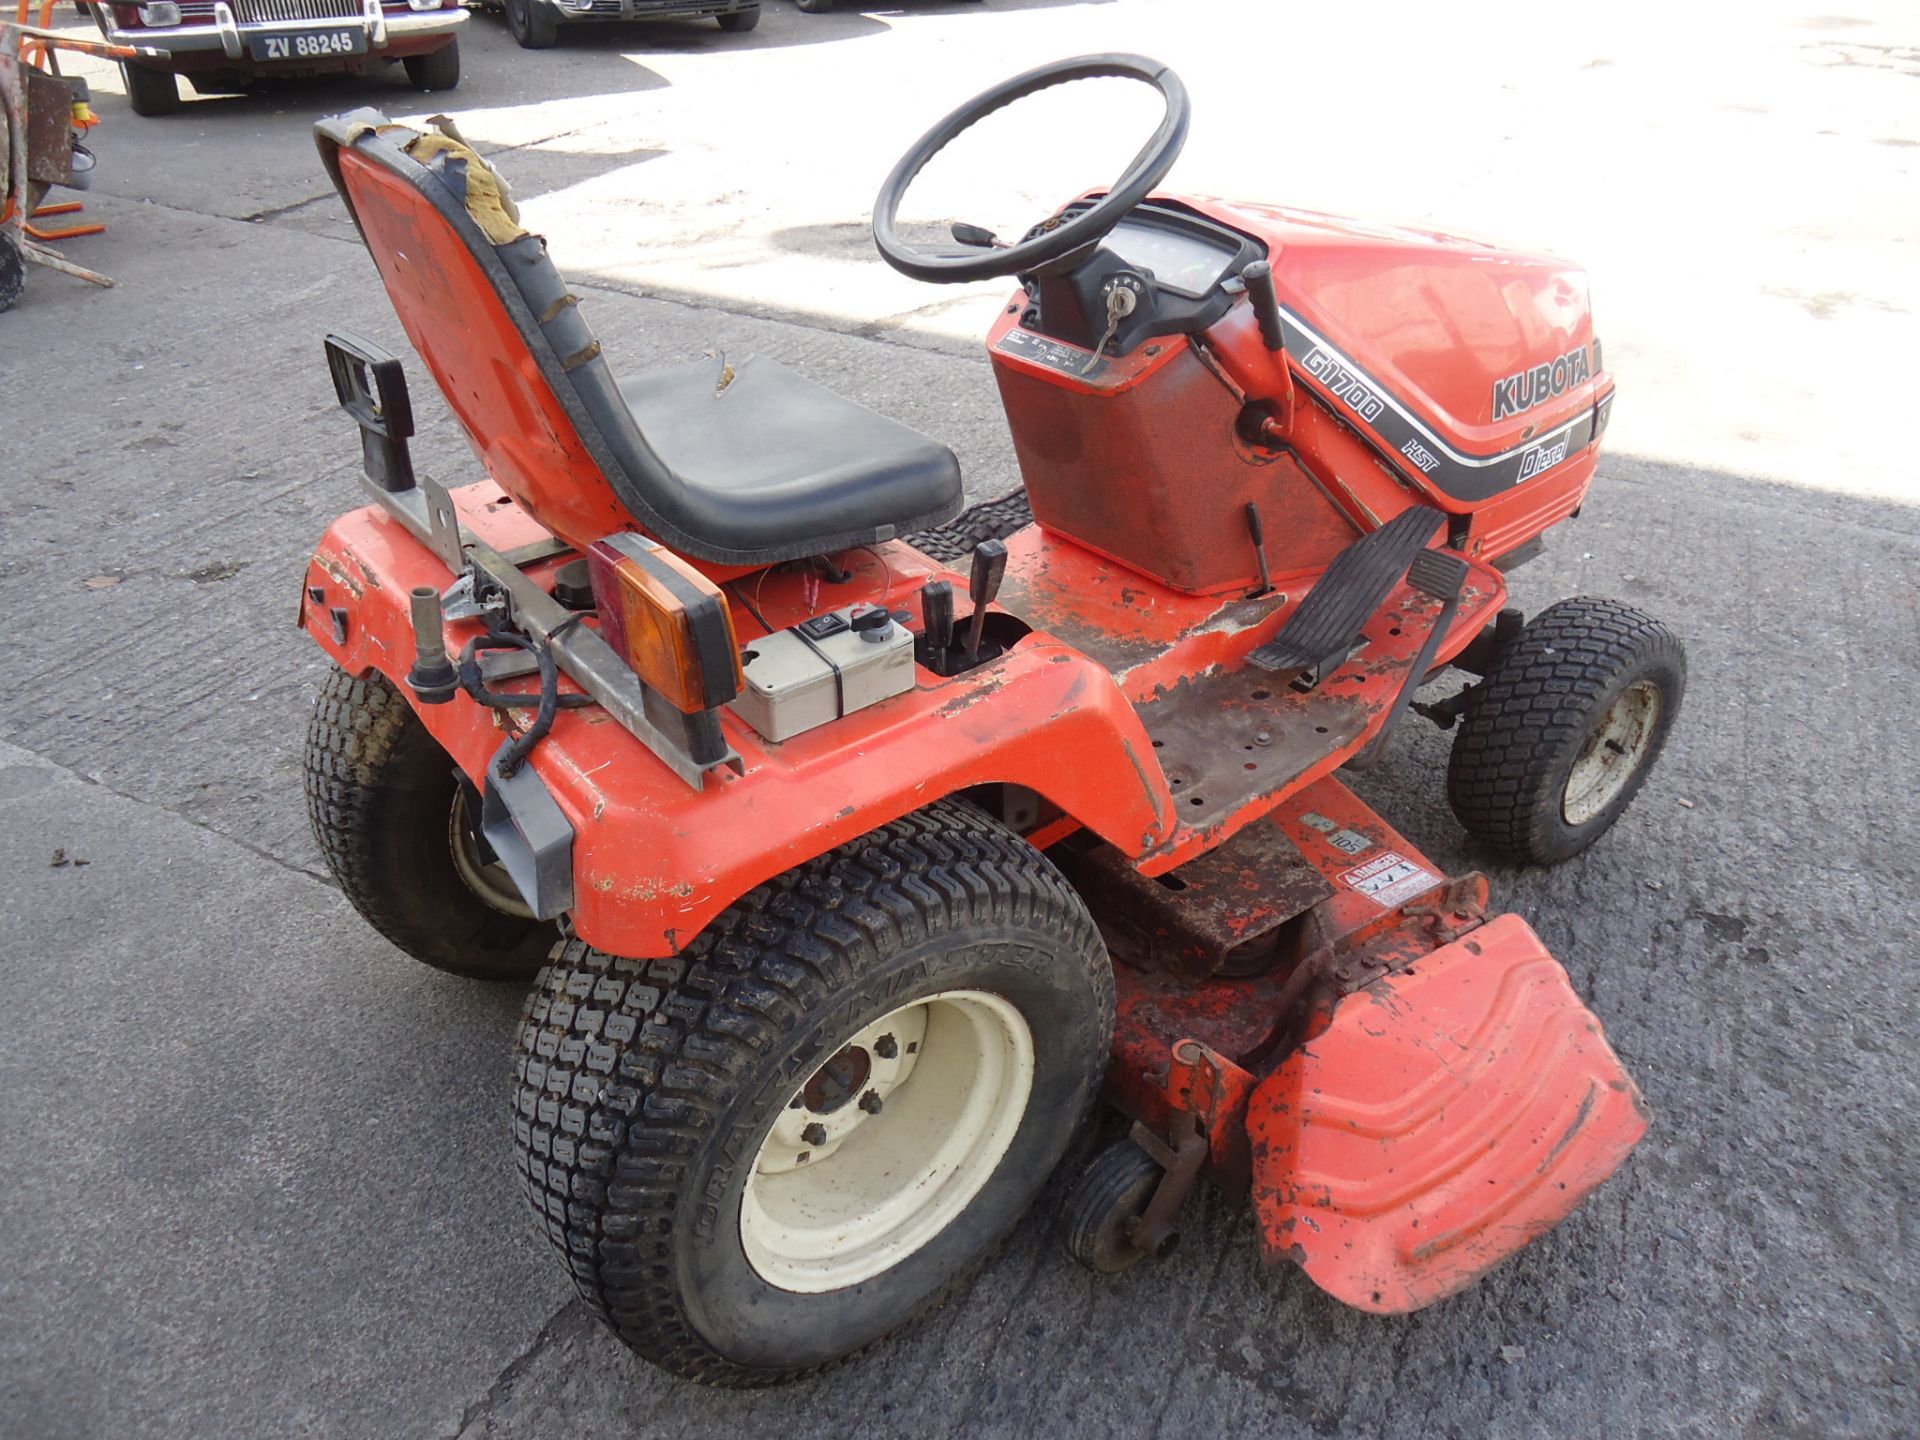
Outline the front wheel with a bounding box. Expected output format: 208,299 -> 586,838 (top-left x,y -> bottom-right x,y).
305,665 -> 555,980
715,4 -> 758,29
403,38 -> 460,91
513,799 -> 1114,1385
1447,597 -> 1685,864
794,0 -> 831,11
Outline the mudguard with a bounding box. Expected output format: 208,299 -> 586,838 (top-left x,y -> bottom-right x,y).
1246,913 -> 1648,1312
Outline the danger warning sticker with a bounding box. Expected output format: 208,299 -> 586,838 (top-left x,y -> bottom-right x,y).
1339,851 -> 1441,909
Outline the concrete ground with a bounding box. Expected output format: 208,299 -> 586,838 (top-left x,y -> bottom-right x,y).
2,2 -> 1916,1436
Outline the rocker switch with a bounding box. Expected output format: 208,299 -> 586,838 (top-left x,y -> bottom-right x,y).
797,612 -> 850,641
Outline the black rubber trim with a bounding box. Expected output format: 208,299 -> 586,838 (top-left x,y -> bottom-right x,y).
1249,504 -> 1444,672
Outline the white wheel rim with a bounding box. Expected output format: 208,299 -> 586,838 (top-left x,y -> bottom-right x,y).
740,990 -> 1035,1294
1563,680 -> 1662,826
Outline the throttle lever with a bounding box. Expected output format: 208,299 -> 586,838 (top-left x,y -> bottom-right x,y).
964,539 -> 1008,663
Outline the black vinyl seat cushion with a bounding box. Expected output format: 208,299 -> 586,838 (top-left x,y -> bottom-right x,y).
612,356 -> 963,558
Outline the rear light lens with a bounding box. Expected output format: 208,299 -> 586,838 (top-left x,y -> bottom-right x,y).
138,1 -> 180,22
587,533 -> 743,714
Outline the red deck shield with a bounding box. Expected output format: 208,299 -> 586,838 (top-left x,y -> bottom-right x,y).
1247,914 -> 1648,1312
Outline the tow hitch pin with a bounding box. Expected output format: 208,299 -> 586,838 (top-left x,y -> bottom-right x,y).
406,584 -> 459,705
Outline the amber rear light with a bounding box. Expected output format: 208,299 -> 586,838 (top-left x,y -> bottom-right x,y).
586,533 -> 743,714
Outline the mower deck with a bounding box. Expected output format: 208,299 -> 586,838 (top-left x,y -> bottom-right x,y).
1249,913 -> 1649,1312
1094,773 -> 1647,1310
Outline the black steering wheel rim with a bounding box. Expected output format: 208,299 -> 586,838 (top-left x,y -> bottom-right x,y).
872,53 -> 1190,285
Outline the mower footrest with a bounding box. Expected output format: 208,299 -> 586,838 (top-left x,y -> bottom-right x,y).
1246,913 -> 1648,1312
1249,504 -> 1443,673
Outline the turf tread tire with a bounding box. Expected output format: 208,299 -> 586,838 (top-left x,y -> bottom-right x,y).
305,664 -> 553,979
512,798 -> 1112,1386
1446,596 -> 1684,865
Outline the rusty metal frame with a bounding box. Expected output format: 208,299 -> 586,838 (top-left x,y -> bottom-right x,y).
359,470 -> 742,791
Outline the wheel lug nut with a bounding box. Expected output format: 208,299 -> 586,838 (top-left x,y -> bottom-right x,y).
801,1122 -> 827,1145
858,1090 -> 883,1115
873,1033 -> 898,1060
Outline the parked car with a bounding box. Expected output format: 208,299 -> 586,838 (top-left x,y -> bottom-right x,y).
478,0 -> 755,50
83,0 -> 466,116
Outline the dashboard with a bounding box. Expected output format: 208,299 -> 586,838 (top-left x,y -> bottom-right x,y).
1016,200 -> 1266,357
1103,215 -> 1244,298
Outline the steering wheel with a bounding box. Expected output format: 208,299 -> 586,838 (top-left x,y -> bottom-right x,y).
872,53 -> 1190,285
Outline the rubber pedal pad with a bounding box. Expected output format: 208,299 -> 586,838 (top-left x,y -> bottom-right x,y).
1250,504 -> 1445,672
1407,546 -> 1470,600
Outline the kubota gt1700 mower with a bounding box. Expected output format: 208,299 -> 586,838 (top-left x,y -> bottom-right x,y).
298,56 -> 1684,1385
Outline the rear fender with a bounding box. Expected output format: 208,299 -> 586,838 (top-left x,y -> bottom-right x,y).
299,498 -> 1176,958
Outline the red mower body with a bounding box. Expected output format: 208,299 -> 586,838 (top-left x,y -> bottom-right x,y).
991,198 -> 1611,598
300,105 -> 1653,1326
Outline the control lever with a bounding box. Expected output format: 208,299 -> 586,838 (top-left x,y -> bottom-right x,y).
1240,260 -> 1286,352
951,221 -> 1001,249
921,580 -> 955,673
964,539 -> 1008,663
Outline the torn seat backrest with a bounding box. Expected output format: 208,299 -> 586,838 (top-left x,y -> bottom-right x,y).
315,112 -> 712,560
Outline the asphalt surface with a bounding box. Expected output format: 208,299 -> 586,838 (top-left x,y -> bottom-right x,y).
3,3 -> 1917,1437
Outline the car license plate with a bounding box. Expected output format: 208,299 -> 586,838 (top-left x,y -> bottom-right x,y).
247,28 -> 365,61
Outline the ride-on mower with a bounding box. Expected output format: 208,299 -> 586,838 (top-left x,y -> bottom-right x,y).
299,56 -> 1683,1385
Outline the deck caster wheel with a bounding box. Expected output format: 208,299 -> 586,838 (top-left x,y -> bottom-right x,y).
1447,596 -> 1685,864
512,799 -> 1113,1385
305,664 -> 554,980
1061,1137 -> 1163,1274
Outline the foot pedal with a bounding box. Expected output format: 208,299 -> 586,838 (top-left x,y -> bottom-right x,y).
1249,505 -> 1444,673
1349,546 -> 1471,769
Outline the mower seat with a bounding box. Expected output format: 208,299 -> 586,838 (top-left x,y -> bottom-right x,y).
315,111 -> 963,564
610,355 -> 961,559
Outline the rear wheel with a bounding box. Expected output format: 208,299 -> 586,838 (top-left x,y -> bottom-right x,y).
403,38 -> 460,91
716,4 -> 758,29
513,799 -> 1113,1385
503,0 -> 557,48
305,665 -> 554,980
121,63 -> 180,117
1447,597 -> 1685,864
